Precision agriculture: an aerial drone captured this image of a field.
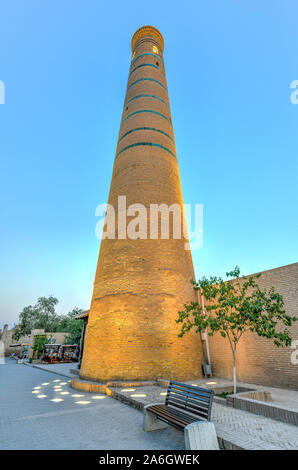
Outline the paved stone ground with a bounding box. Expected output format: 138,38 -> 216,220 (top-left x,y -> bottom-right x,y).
8,362 -> 298,450
0,361 -> 184,450
26,362 -> 78,379
108,386 -> 298,450
29,363 -> 298,410
30,364 -> 298,411
185,377 -> 298,411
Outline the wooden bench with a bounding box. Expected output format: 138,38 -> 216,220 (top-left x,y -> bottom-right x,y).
143,381 -> 218,449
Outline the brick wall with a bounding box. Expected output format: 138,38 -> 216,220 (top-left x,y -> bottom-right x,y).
208,263 -> 298,389
80,27 -> 204,383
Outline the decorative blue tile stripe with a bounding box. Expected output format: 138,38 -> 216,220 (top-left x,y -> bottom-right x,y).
118,127 -> 174,144
123,109 -> 172,125
116,142 -> 176,160
130,63 -> 159,76
125,94 -> 169,108
127,78 -> 167,92
131,53 -> 162,66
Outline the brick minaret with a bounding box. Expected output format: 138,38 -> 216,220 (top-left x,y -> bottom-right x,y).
80,26 -> 203,382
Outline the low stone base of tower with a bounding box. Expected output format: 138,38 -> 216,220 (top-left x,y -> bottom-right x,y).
71,377 -> 107,394
71,377 -> 159,394
71,376 -> 199,394
79,290 -> 204,383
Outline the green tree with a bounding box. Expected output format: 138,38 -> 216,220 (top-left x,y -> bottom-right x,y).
13,298 -> 84,346
12,296 -> 59,341
32,335 -> 51,359
176,267 -> 297,393
63,308 -> 84,345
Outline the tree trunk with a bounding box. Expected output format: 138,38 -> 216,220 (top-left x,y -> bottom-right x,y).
232,350 -> 237,394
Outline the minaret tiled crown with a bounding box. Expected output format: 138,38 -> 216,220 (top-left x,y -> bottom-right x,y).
131,25 -> 164,52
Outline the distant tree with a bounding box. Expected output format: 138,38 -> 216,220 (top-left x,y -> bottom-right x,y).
34,296 -> 61,332
12,297 -> 85,343
13,305 -> 39,340
13,296 -> 59,341
176,267 -> 297,394
63,308 -> 84,345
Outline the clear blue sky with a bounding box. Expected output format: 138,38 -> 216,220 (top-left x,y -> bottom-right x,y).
0,1 -> 297,326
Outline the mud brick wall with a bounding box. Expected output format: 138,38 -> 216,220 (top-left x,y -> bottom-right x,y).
208,263 -> 298,389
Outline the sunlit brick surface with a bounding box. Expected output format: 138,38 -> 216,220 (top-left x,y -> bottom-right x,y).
80,26 -> 203,382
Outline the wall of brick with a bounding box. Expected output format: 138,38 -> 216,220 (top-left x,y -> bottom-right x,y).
208,263 -> 298,389
80,26 -> 204,383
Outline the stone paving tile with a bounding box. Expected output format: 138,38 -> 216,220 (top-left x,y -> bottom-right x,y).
0,361 -> 184,450
32,365 -> 298,412
185,377 -> 298,411
109,385 -> 298,450
5,362 -> 298,450
24,361 -> 77,379
211,403 -> 298,450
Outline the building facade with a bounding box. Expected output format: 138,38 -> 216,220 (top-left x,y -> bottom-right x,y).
80,26 -> 204,382
0,326 -> 67,358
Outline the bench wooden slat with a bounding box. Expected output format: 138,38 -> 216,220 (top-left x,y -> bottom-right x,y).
151,404 -> 196,422
147,380 -> 214,430
150,405 -> 195,424
168,403 -> 209,420
168,383 -> 212,397
149,404 -> 197,429
152,404 -> 203,424
168,384 -> 212,399
150,408 -> 189,427
170,381 -> 213,396
166,392 -> 210,408
165,398 -> 209,414
168,382 -> 212,397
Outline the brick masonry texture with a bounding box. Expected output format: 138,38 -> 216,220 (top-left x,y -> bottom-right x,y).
80,27 -> 204,382
208,263 -> 298,389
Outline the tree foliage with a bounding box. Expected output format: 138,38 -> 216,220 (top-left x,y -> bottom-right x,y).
12,296 -> 60,340
62,308 -> 84,345
32,335 -> 51,359
176,266 -> 297,392
12,297 -> 84,345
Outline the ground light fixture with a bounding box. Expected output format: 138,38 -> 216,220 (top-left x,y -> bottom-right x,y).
32,383 -> 109,405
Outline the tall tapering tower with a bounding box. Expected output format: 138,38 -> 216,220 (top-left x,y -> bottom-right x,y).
80,26 -> 204,382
